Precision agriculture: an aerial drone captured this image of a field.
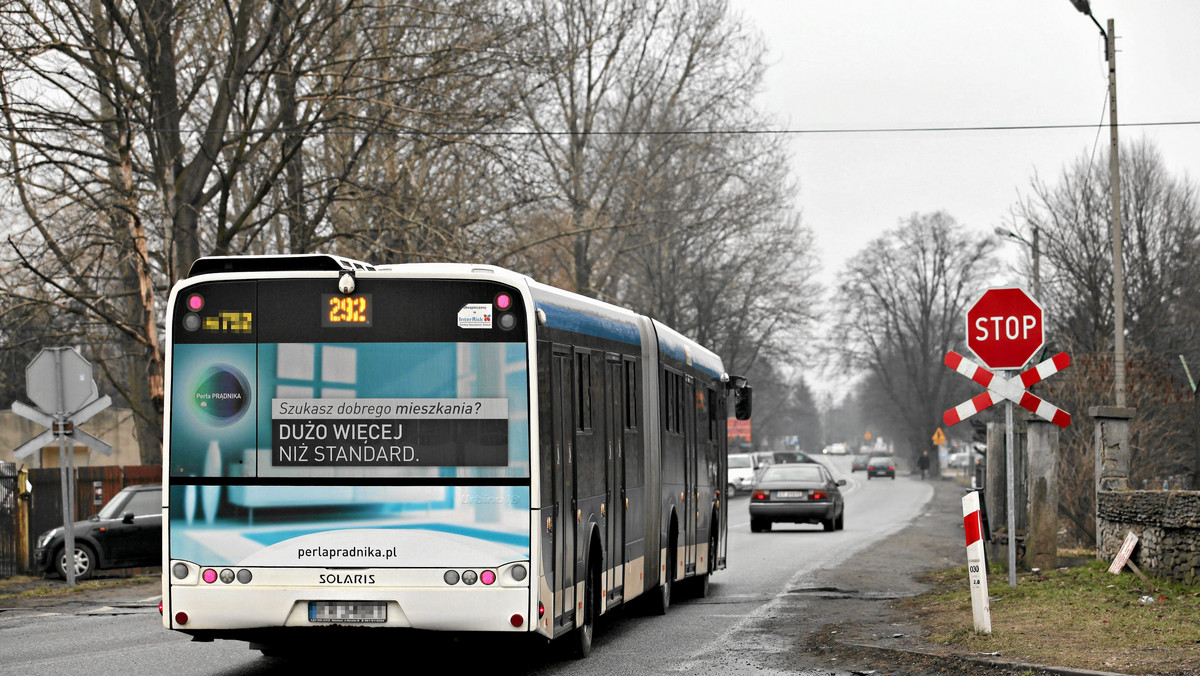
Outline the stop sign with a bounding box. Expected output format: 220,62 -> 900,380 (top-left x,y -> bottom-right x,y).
966,287 -> 1044,370
26,347 -> 97,414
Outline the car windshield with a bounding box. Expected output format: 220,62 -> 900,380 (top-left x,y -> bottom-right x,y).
729,455 -> 753,469
760,465 -> 824,483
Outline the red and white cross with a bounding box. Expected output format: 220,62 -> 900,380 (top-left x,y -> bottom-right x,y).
943,350 -> 1071,428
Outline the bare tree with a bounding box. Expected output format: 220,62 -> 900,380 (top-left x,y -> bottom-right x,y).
0,0 -> 520,461
506,0 -> 817,375
833,212 -> 998,463
1012,139 -> 1200,488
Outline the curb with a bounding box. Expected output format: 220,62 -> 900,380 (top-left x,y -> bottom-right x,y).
840,640 -> 1134,676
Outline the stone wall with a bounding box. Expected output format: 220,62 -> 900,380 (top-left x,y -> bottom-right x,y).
1096,490 -> 1200,584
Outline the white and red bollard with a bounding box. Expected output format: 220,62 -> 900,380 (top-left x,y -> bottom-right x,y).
962,491 -> 992,633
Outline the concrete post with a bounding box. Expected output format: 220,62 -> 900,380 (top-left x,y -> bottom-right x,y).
985,422 -> 1005,562
1090,406 -> 1135,558
1026,420 -> 1058,570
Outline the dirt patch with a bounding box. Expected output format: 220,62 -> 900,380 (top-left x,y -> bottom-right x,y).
752,478 -> 1126,675
0,572 -> 160,609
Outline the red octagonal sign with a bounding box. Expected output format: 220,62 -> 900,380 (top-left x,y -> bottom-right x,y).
966,287 -> 1044,370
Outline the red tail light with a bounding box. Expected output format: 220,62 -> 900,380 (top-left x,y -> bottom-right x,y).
810,491 -> 827,500
752,490 -> 769,501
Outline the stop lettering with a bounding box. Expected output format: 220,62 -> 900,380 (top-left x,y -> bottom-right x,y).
965,288 -> 1044,370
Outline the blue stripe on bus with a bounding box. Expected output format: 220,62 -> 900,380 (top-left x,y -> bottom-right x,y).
657,337 -> 723,378
538,302 -> 641,346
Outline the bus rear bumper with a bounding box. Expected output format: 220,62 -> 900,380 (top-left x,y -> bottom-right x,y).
165,584 -> 533,633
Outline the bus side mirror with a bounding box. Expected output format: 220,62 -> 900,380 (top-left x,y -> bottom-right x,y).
734,385 -> 752,420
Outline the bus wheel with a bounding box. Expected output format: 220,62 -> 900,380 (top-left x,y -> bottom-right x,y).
693,530 -> 716,598
573,556 -> 598,658
650,543 -> 673,615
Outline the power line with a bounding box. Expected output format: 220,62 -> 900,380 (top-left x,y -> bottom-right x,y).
5,119 -> 1199,138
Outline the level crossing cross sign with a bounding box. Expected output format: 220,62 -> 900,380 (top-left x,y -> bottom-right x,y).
966,287 -> 1044,370
943,350 -> 1072,428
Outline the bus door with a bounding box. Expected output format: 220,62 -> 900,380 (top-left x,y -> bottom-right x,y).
605,354 -> 625,606
684,375 -> 697,575
551,348 -> 576,629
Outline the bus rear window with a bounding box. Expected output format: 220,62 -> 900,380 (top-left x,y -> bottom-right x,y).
169,278 -> 529,480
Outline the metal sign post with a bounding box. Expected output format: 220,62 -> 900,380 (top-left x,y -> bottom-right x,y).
12,348 -> 112,587
944,288 -> 1072,589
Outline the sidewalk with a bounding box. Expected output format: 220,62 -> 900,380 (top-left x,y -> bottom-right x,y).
764,475 -> 1133,676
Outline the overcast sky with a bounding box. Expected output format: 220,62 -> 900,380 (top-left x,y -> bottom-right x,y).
731,0 -> 1200,400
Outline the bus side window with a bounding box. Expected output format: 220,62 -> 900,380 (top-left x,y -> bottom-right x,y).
576,352 -> 592,432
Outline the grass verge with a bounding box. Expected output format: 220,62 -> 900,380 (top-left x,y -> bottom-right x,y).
0,574 -> 158,605
905,560 -> 1200,674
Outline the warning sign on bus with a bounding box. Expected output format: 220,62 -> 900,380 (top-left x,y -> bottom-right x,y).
270,398 -> 508,467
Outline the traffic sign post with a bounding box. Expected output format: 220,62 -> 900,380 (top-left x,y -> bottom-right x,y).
947,288 -> 1071,590
12,348 -> 111,587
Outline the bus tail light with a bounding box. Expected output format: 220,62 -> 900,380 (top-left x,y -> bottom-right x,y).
175,612 -> 189,625
538,602 -> 545,618
510,614 -> 523,627
202,569 -> 217,584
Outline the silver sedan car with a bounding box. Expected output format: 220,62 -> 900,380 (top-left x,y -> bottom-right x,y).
749,463 -> 845,532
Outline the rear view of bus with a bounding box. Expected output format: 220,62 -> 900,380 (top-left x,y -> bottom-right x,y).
162,256 -> 533,647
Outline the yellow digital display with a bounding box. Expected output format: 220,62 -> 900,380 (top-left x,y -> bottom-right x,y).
202,312 -> 253,333
323,294 -> 372,327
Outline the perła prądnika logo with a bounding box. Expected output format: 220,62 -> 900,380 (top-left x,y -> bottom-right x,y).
193,365 -> 251,424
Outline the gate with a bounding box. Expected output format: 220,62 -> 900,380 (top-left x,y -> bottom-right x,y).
0,463 -> 16,578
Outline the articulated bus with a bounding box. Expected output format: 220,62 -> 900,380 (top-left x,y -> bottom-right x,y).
161,254 -> 751,656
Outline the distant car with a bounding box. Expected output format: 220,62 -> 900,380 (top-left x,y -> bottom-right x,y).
769,451 -> 817,464
947,452 -> 970,469
749,463 -> 846,532
34,484 -> 162,580
727,453 -> 756,496
866,456 -> 895,480
851,454 -> 870,472
750,450 -> 816,471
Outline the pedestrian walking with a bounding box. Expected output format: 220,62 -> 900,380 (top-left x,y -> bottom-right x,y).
918,450 -> 930,480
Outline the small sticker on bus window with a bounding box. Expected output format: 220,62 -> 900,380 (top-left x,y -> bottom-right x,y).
458,304 -> 493,329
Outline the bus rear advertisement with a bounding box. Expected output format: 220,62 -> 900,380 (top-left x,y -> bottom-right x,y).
161,255 -> 750,657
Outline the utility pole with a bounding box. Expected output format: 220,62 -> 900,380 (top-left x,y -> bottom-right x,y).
1069,3 -> 1126,408
1104,18 -> 1127,408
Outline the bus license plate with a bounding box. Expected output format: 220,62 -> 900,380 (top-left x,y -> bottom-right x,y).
308,601 -> 387,623
775,491 -> 806,499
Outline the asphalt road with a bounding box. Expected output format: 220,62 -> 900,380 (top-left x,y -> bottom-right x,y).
0,455 -> 955,676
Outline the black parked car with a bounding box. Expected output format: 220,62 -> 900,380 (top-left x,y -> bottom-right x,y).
34,484 -> 162,579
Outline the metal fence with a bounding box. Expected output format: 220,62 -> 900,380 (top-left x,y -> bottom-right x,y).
0,463 -> 16,578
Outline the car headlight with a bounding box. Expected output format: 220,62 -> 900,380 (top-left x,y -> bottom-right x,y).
37,528 -> 62,549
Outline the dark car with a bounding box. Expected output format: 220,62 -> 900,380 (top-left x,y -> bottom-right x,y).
749,463 -> 845,532
34,484 -> 161,579
851,454 -> 870,472
866,455 -> 896,479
